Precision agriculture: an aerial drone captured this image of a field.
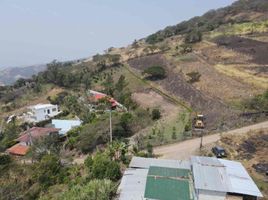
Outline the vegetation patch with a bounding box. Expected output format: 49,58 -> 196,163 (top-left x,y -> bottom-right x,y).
215,64 -> 268,89
142,66 -> 166,80
186,71 -> 201,83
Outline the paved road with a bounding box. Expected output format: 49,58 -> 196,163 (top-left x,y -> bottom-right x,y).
154,121 -> 268,160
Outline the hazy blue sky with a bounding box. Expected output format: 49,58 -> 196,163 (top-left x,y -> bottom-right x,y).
0,0 -> 236,68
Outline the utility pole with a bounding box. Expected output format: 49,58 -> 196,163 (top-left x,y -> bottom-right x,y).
27,125 -> 33,146
109,110 -> 112,143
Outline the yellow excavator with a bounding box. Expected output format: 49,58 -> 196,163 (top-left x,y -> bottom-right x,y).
194,114 -> 205,129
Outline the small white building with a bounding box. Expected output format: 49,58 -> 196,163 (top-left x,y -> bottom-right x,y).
24,104 -> 60,123
52,119 -> 82,135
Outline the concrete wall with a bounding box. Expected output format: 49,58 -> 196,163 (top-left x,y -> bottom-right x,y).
34,105 -> 59,122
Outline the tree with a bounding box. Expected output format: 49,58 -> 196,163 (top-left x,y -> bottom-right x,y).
147,143 -> 153,157
187,71 -> 201,83
0,119 -> 20,151
33,82 -> 42,93
88,152 -> 121,181
185,29 -> 202,43
115,75 -> 128,92
0,154 -> 11,166
102,74 -> 114,96
172,127 -> 177,140
33,154 -> 63,189
152,108 -> 161,120
143,66 -> 166,80
104,161 -> 121,181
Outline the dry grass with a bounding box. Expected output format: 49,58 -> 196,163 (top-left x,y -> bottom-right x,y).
215,64 -> 268,89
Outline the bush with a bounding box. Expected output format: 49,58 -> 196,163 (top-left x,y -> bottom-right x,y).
187,71 -> 201,83
90,153 -> 121,181
184,30 -> 202,44
180,44 -> 193,54
146,143 -> 153,157
244,90 -> 268,111
0,154 -> 11,165
33,154 -> 63,189
143,66 -> 166,80
104,161 -> 121,181
58,179 -> 115,200
152,108 -> 161,120
184,120 -> 192,132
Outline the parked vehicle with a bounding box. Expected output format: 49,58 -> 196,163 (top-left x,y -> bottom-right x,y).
212,146 -> 227,158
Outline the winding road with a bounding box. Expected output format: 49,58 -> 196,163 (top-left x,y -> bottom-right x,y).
154,120 -> 268,160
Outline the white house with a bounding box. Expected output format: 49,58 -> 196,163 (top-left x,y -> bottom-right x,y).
52,119 -> 82,135
24,104 -> 60,123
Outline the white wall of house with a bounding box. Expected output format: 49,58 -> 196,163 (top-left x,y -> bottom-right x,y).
28,104 -> 59,122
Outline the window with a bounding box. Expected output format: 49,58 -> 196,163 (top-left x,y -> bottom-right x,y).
52,108 -> 57,112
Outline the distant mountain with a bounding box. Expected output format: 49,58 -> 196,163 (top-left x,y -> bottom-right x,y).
0,64 -> 46,85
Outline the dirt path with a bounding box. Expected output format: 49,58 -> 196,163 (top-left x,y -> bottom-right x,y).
154,120 -> 268,160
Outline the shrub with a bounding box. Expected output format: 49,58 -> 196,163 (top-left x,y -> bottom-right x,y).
147,143 -> 153,157
143,66 -> 166,80
90,153 -> 121,181
180,44 -> 193,54
184,120 -> 192,132
33,154 -> 63,189
187,71 -> 201,83
185,30 -> 202,44
0,154 -> 11,165
172,127 -> 177,140
244,90 -> 268,111
152,108 -> 161,120
59,179 -> 115,200
104,161 -> 121,181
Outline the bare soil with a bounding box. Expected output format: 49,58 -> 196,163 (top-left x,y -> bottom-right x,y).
132,90 -> 179,118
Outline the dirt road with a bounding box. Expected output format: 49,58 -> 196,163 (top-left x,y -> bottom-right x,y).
154,120 -> 268,160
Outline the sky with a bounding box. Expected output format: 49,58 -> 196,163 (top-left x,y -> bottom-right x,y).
0,0 -> 236,69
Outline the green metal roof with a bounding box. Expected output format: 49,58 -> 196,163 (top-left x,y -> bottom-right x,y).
144,166 -> 194,200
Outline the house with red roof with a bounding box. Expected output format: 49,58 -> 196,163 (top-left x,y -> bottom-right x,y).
6,127 -> 60,156
88,90 -> 126,111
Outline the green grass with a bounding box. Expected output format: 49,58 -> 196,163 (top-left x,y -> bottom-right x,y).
140,111 -> 191,148
207,20 -> 268,39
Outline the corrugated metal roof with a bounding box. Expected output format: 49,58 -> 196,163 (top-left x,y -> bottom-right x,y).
191,156 -> 263,197
129,156 -> 191,170
118,168 -> 148,200
52,119 -> 81,135
219,159 -> 263,197
145,167 -> 194,200
191,156 -> 229,192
